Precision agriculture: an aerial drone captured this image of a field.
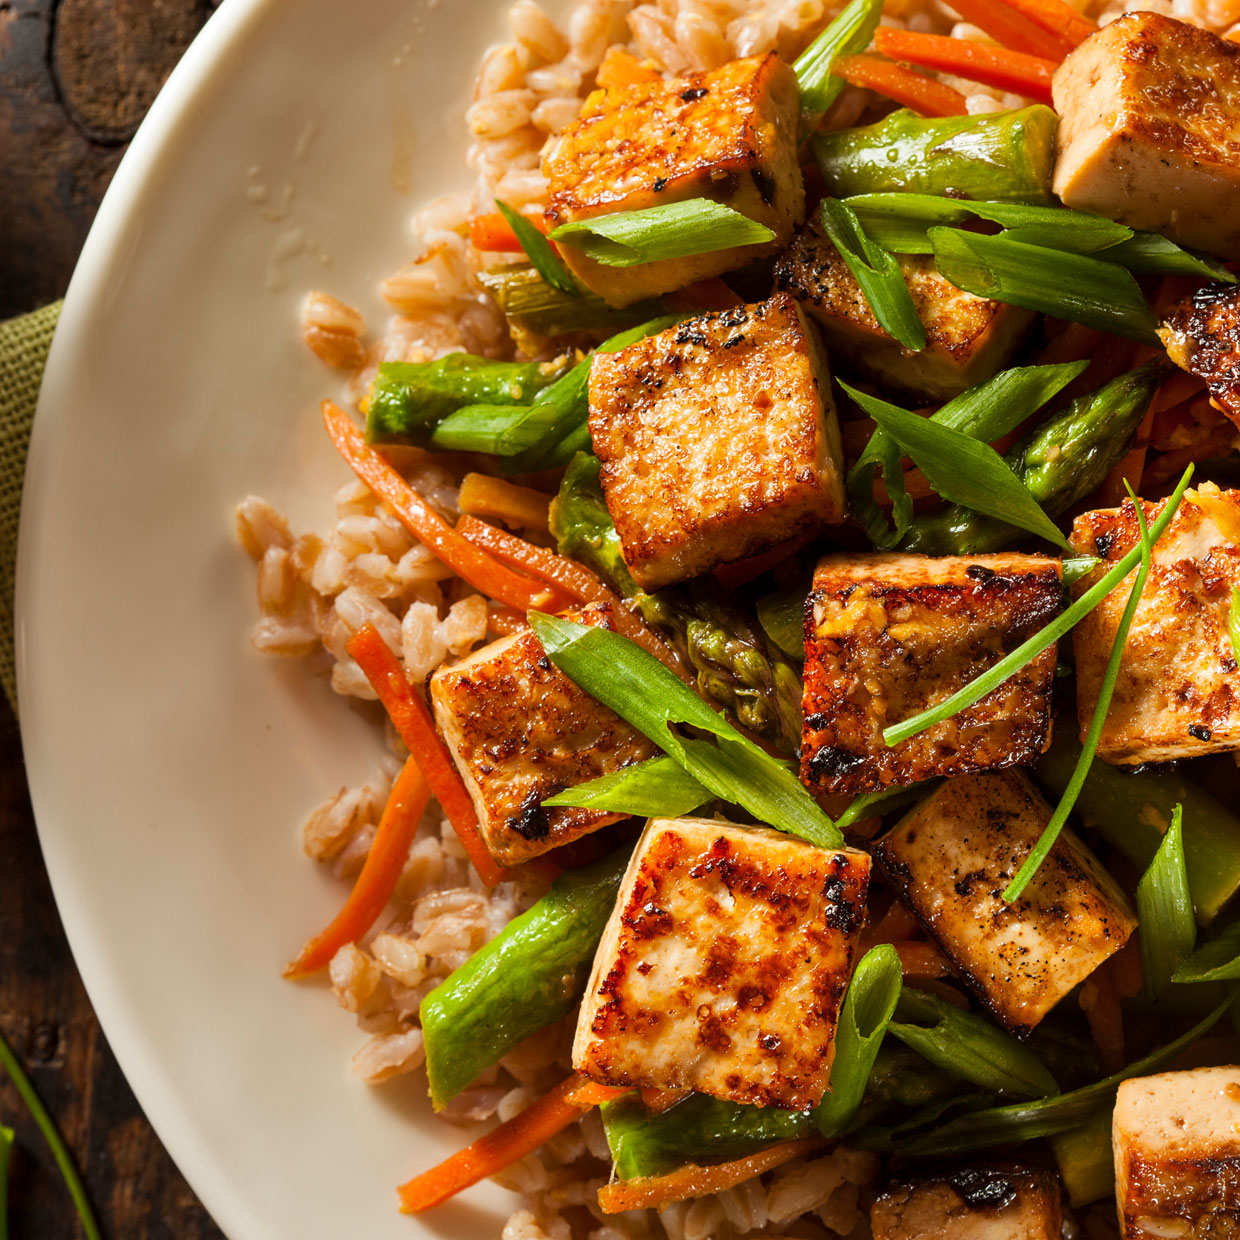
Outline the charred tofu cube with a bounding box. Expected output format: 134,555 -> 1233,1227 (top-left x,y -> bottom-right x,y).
874,771 -> 1136,1035
1070,483 -> 1240,765
1053,13 -> 1240,259
801,553 -> 1062,797
429,603 -> 657,864
1160,283 -> 1240,430
544,54 -> 803,306
872,1167 -> 1064,1240
774,222 -> 1033,402
573,816 -> 870,1109
1114,1066 -> 1240,1238
589,293 -> 846,591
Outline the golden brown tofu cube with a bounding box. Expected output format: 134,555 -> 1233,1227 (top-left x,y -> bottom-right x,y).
573,816 -> 870,1109
428,603 -> 656,864
1069,483 -> 1240,765
774,222 -> 1033,402
1114,1067 -> 1240,1238
801,553 -> 1062,797
874,771 -> 1136,1035
1053,13 -> 1240,259
589,293 -> 846,591
1160,283 -> 1240,430
872,1167 -> 1064,1240
544,54 -> 803,306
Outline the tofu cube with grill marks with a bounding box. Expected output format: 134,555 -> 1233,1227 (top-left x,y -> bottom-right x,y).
774,222 -> 1033,402
1052,12 -> 1240,259
573,816 -> 870,1109
1070,483 -> 1240,765
544,53 -> 803,306
429,603 -> 657,865
872,1166 -> 1064,1240
801,553 -> 1062,797
1160,283 -> 1240,430
1114,1066 -> 1240,1238
874,771 -> 1136,1035
589,293 -> 846,592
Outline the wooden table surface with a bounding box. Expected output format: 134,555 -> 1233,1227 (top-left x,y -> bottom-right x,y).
2,2 -> 226,1235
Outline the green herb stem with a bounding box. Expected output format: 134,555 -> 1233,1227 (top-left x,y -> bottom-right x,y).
792,0 -> 884,137
1138,806 -> 1196,998
495,199 -> 579,295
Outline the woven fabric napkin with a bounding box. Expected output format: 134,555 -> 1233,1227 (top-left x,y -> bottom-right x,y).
0,301 -> 62,716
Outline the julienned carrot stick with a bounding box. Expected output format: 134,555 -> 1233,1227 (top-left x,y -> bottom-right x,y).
874,29 -> 1056,105
930,0 -> 1070,59
833,55 -> 968,118
284,755 -> 431,979
458,472 -> 553,534
487,603 -> 530,636
398,1074 -> 628,1212
891,940 -> 951,978
469,211 -> 549,253
712,533 -> 813,592
595,46 -> 661,89
322,402 -> 572,614
998,0 -> 1096,49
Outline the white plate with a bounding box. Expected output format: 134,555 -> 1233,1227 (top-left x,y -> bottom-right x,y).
16,0 -> 523,1235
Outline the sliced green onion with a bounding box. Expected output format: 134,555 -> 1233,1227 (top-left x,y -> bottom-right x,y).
1102,233 -> 1237,284
1138,805 -> 1196,998
814,944 -> 902,1138
477,264 -> 663,337
494,199 -> 579,295
1062,555 -> 1100,585
550,200 -> 774,268
1173,922 -> 1240,983
0,1124 -> 11,1240
1229,586 -> 1240,664
1049,1105 -> 1115,1207
529,612 -> 842,847
820,200 -> 925,351
884,465 -> 1194,749
542,754 -> 711,817
929,227 -> 1160,345
793,0 -> 884,138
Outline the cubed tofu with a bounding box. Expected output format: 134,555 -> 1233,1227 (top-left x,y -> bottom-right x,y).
543,54 -> 803,306
874,771 -> 1136,1035
872,1167 -> 1064,1240
1070,483 -> 1240,765
1052,13 -> 1240,259
428,603 -> 657,864
1160,283 -> 1240,430
1114,1066 -> 1240,1238
589,293 -> 847,591
800,553 -> 1062,797
774,222 -> 1033,402
573,816 -> 870,1109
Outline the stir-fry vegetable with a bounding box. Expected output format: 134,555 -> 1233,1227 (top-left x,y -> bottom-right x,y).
494,199 -> 579,295
792,0 -> 884,135
1137,807 -> 1196,998
872,29 -> 1057,104
831,54 -> 969,117
476,265 -> 662,338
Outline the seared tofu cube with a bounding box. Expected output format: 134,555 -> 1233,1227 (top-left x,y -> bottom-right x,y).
1160,283 -> 1240,429
1053,13 -> 1240,259
801,553 -> 1062,796
874,771 -> 1136,1035
774,222 -> 1033,402
1114,1066 -> 1240,1238
544,54 -> 803,306
429,603 -> 657,864
573,816 -> 870,1109
589,293 -> 846,591
1069,483 -> 1240,765
872,1167 -> 1063,1240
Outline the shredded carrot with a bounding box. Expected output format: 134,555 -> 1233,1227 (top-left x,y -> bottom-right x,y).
398,1074 -> 628,1212
918,0 -> 1070,59
873,30 -> 1056,105
596,46 -> 662,89
1098,385 -> 1160,504
664,277 -> 745,312
284,755 -> 431,979
459,472 -> 553,534
891,940 -> 951,978
487,603 -> 530,637
997,0 -> 1096,48
866,902 -> 920,945
1151,370 -> 1204,413
597,1138 -> 826,1213
640,1087 -> 692,1114
469,210 -> 549,254
713,532 -> 814,592
833,55 -> 968,118
1079,970 -> 1124,1073
322,402 -> 571,613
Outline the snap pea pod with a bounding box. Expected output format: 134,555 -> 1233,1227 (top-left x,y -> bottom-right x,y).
419,846 -> 628,1109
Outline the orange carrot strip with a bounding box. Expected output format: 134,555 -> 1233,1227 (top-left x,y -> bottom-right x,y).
892,940 -> 951,978
398,1074 -> 628,1212
923,0 -> 1070,58
997,0 -> 1096,49
867,902 -> 920,945
487,603 -> 530,637
322,401 -> 571,613
597,1138 -> 827,1213
284,755 -> 431,979
874,29 -> 1056,104
640,1087 -> 692,1114
1079,971 -> 1124,1073
469,210 -> 549,254
459,472 -> 553,533
833,54 -> 968,118
596,46 -> 661,89
713,532 -> 814,592
1099,386 -> 1159,504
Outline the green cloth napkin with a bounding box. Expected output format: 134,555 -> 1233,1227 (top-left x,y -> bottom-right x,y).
0,301 -> 62,717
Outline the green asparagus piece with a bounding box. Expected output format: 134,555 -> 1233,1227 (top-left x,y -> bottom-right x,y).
1049,1104 -> 1115,1207
899,361 -> 1166,555
478,264 -> 664,338
812,106 -> 1058,204
419,846 -> 629,1109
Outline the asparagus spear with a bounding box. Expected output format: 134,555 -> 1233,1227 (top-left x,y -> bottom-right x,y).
899,361 -> 1168,555
419,846 -> 628,1109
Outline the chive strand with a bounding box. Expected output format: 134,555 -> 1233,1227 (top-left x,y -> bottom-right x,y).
0,1124 -> 11,1240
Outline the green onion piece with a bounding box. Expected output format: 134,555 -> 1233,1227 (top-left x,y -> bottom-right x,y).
756,580 -> 808,661
1173,922 -> 1240,983
929,227 -> 1161,345
0,1029 -> 103,1240
1230,587 -> 1240,664
1049,1105 -> 1115,1207
529,612 -> 843,847
884,465 -> 1194,749
494,199 -> 579,296
887,989 -> 1060,1100
814,944 -> 903,1137
0,1123 -> 11,1240
542,754 -> 711,817
1062,555 -> 1100,585
1138,805 -> 1196,998
477,265 -> 664,338
1102,233 -> 1237,284
820,200 -> 925,351
550,200 -> 775,268
793,0 -> 884,138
